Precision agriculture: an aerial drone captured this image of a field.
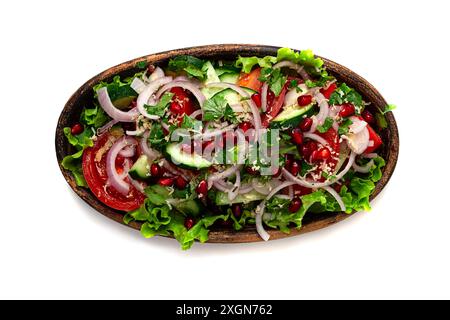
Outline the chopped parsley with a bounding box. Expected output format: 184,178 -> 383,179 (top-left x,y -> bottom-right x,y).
316,117 -> 334,133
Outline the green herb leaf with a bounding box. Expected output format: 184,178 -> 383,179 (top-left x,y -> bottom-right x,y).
328,83 -> 363,110
316,117 -> 334,133
180,114 -> 202,130
80,105 -> 109,129
135,60 -> 148,69
258,67 -> 286,97
203,95 -> 229,121
383,104 -> 396,114
145,92 -> 174,117
168,55 -> 206,80
223,104 -> 238,124
338,118 -> 353,135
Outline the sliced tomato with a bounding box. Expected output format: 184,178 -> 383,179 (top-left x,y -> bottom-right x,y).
261,86 -> 288,127
320,82 -> 337,99
82,133 -> 145,211
365,124 -> 383,154
170,87 -> 197,116
237,68 -> 263,92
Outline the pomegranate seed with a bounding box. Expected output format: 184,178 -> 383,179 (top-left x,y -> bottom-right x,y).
71,123 -> 83,135
232,204 -> 242,218
297,95 -> 312,107
289,160 -> 300,176
339,103 -> 355,118
290,128 -> 303,145
301,141 -> 318,160
150,163 -> 162,178
196,180 -> 208,196
267,90 -> 275,106
362,110 -> 375,124
184,217 -> 195,230
312,147 -> 331,162
175,176 -> 187,189
170,101 -> 183,114
147,64 -> 156,74
251,92 -> 262,108
238,121 -> 252,133
289,197 -> 302,213
299,117 -> 313,132
320,83 -> 337,99
159,177 -> 174,187
245,166 -> 259,175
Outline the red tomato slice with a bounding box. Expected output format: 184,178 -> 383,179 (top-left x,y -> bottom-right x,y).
82,133 -> 145,211
261,86 -> 288,127
365,124 -> 383,154
237,68 -> 263,92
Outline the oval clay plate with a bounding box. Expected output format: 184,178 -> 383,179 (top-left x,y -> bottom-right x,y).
55,44 -> 399,243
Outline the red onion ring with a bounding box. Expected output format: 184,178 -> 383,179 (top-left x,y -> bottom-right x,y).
147,67 -> 165,82
238,183 -> 254,194
194,124 -> 236,140
140,130 -> 161,162
303,132 -> 329,146
97,87 -> 139,122
343,127 -> 370,154
352,159 -> 374,173
362,153 -> 378,159
282,151 -> 356,188
119,145 -> 136,158
106,136 -> 138,195
308,116 -> 319,133
323,186 -> 346,211
349,116 -> 367,134
314,92 -> 330,125
189,109 -> 203,119
97,119 -> 118,135
137,76 -> 173,120
273,60 -> 311,81
260,82 -> 269,112
128,174 -> 146,194
207,165 -> 242,188
130,77 -> 146,94
155,80 -> 206,109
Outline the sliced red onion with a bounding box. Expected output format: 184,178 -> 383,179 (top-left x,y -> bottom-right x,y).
273,60 -> 311,81
260,82 -> 269,112
288,185 -> 294,199
255,206 -> 270,242
128,174 -> 146,194
189,109 -> 203,119
213,181 -> 233,192
119,145 -> 136,157
106,136 -> 137,195
97,119 -> 118,135
160,159 -> 192,181
238,183 -> 254,194
97,87 -> 140,122
194,124 -> 236,140
130,77 -> 146,94
156,80 -> 206,108
251,178 -> 272,195
314,92 -> 330,125
160,121 -> 170,132
140,130 -> 161,162
352,159 -> 374,173
303,132 -> 329,146
119,159 -> 132,180
148,67 -> 165,82
308,115 -> 319,133
332,121 -> 339,131
137,76 -> 173,120
323,186 -> 346,211
362,153 -> 378,159
206,82 -> 262,134
282,152 -> 356,188
173,76 -> 202,87
228,171 -> 241,201
207,165 -> 242,188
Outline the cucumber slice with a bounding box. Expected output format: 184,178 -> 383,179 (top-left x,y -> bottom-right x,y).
128,155 -> 151,180
212,87 -> 256,106
165,143 -> 212,169
283,84 -> 308,107
215,189 -> 266,206
200,61 -> 222,99
270,103 -> 314,129
219,73 -> 239,84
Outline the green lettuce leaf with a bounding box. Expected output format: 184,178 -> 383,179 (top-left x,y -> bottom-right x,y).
61,149 -> 87,187
168,55 -> 206,80
276,48 -> 324,69
80,105 -> 109,129
235,55 -> 277,73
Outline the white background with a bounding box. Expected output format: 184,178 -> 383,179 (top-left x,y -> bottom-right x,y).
1,0 -> 449,300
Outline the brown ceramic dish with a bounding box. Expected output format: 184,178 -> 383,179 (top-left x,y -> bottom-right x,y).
55,44 -> 399,243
